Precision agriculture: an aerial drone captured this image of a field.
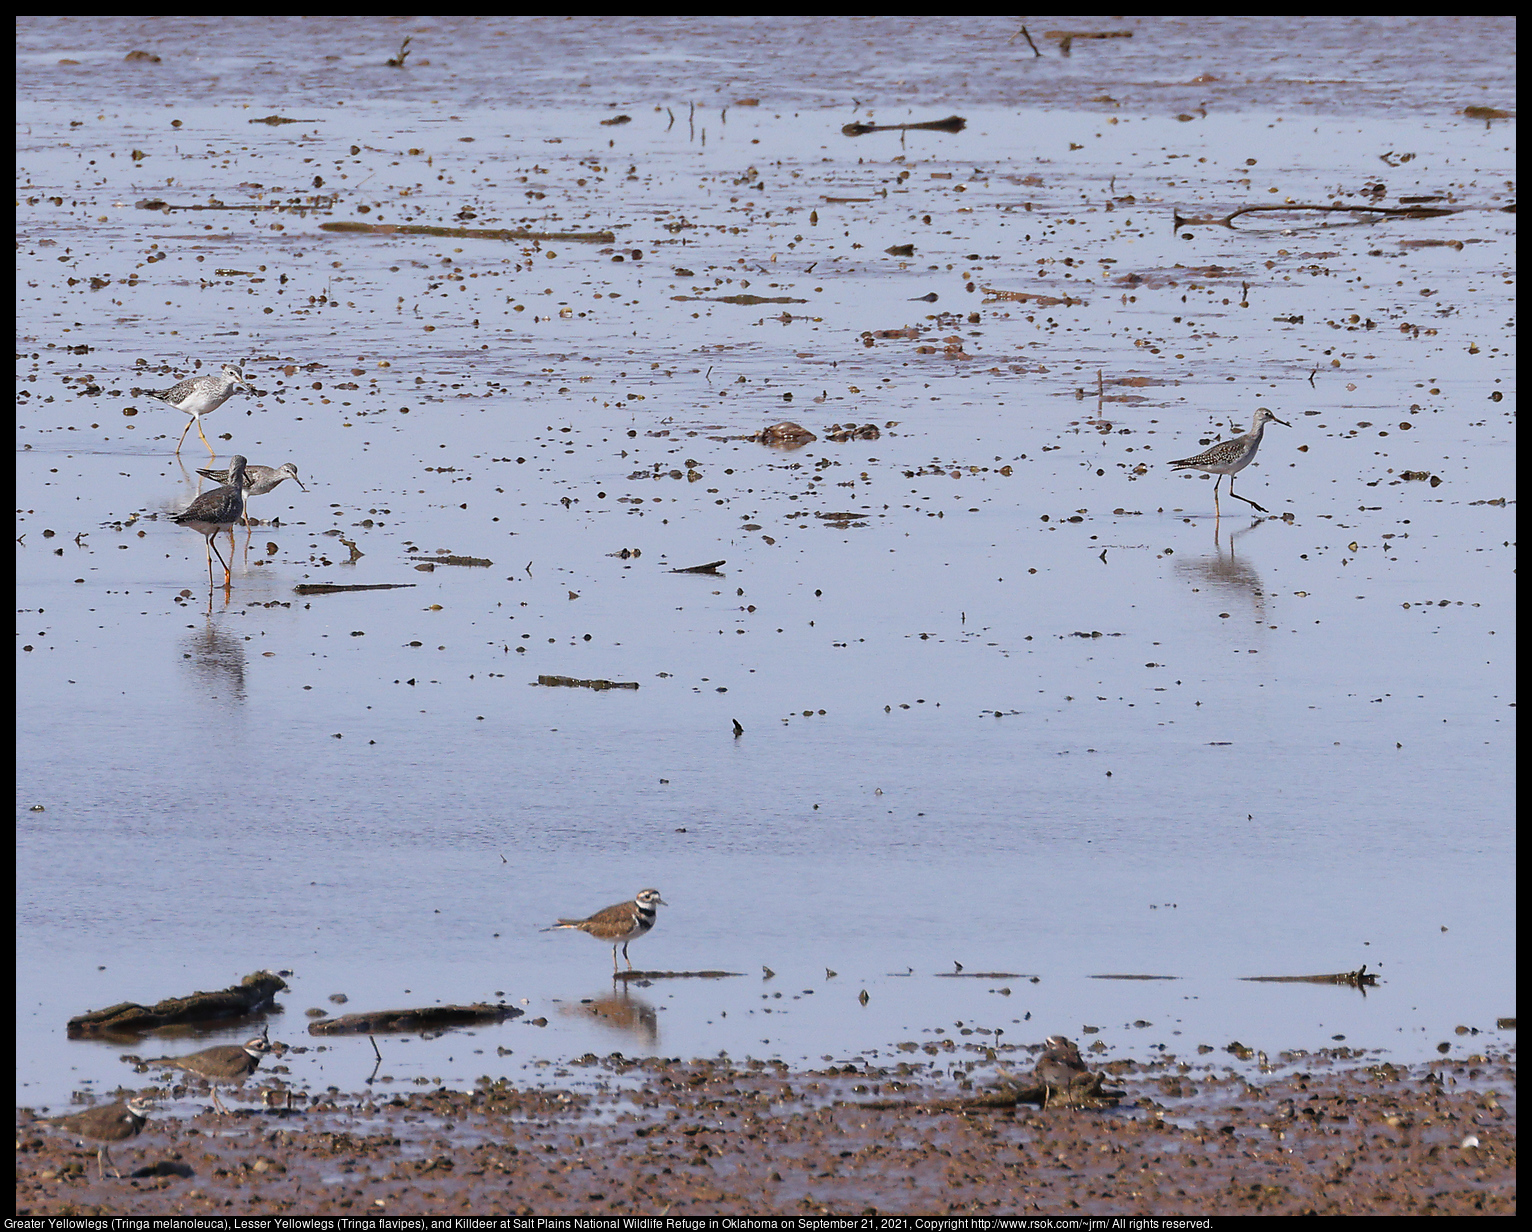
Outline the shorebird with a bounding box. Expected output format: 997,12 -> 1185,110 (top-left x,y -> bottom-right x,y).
544,889 -> 667,971
144,363 -> 253,457
1033,1035 -> 1101,1107
145,1027 -> 275,1114
172,455 -> 247,586
196,461 -> 306,526
41,1095 -> 152,1179
1168,406 -> 1290,515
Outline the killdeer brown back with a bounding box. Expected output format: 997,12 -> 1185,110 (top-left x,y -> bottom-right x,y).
146,1027 -> 274,1114
544,888 -> 667,970
42,1094 -> 152,1179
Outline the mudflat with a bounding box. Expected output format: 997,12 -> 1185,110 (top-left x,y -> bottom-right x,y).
18,1046 -> 1513,1215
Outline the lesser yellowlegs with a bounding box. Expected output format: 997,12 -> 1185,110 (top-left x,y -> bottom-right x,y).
196,461 -> 306,526
145,363 -> 252,456
172,455 -> 248,585
543,888 -> 668,971
1168,406 -> 1290,515
145,1027 -> 274,1115
41,1095 -> 153,1180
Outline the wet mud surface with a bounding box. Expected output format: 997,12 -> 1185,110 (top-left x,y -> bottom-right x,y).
16,13 -> 1515,1171
18,1048 -> 1515,1215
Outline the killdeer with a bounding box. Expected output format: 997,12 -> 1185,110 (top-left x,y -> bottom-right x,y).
172,455 -> 248,586
1168,406 -> 1290,516
544,888 -> 667,970
195,461 -> 307,527
146,1026 -> 274,1114
144,363 -> 253,457
42,1095 -> 152,1179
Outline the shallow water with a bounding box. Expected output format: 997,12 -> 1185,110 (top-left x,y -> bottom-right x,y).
16,16 -> 1515,1110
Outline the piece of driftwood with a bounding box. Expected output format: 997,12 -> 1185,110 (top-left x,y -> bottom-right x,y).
536,674 -> 639,691
408,555 -> 492,567
293,583 -> 417,595
669,560 -> 726,574
614,970 -> 744,982
934,971 -> 1025,979
842,115 -> 966,137
707,294 -> 809,305
1174,203 -> 1455,231
136,198 -> 336,213
980,286 -> 1084,307
1089,973 -> 1180,980
1242,965 -> 1378,987
68,971 -> 287,1037
308,1003 -> 524,1035
1044,30 -> 1132,55
321,220 -> 615,244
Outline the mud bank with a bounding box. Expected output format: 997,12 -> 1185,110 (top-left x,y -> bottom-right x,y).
18,1046 -> 1514,1216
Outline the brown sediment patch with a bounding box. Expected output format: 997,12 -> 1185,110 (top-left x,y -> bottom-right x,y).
750,422 -> 816,447
16,1048 -> 1513,1215
319,221 -> 616,244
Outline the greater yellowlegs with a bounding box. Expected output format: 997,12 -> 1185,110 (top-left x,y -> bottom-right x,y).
196,461 -> 306,526
145,1027 -> 274,1115
543,889 -> 668,971
172,455 -> 248,585
41,1095 -> 153,1180
145,363 -> 253,456
1168,406 -> 1290,515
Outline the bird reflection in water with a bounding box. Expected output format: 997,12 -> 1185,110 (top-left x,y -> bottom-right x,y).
559,985 -> 659,1047
1172,516 -> 1270,624
179,616 -> 248,704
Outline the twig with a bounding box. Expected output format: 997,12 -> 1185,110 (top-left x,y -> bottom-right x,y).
1175,202 -> 1456,230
